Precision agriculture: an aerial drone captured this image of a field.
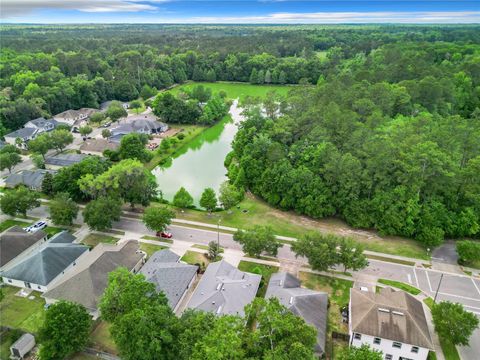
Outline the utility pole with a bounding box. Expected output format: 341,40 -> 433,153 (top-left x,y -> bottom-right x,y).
217,219 -> 221,248
433,273 -> 444,303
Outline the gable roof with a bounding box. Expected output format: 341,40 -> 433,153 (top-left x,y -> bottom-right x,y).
139,249 -> 198,309
186,260 -> 261,316
111,118 -> 167,136
54,108 -> 98,119
25,117 -> 56,129
5,169 -> 56,189
0,226 -> 46,268
1,237 -> 88,286
49,230 -> 76,244
265,272 -> 328,354
79,138 -> 119,153
350,287 -> 433,349
42,240 -> 143,310
5,127 -> 36,139
45,153 -> 89,167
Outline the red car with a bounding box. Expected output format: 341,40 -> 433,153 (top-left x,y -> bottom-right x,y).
156,231 -> 173,239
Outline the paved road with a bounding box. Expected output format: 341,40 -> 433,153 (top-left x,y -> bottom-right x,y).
432,240 -> 459,264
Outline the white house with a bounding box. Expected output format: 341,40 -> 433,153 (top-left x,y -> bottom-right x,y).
4,127 -> 37,148
24,117 -> 57,133
53,108 -> 98,126
349,287 -> 433,360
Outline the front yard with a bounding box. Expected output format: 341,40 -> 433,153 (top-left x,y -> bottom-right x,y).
0,219 -> 30,233
139,242 -> 167,257
81,233 -> 119,247
181,250 -> 211,268
0,286 -> 45,334
237,261 -> 279,298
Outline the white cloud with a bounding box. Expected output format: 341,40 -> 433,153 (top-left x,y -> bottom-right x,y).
1,0 -> 167,18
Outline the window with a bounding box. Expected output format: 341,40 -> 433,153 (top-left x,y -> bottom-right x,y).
374,337 -> 381,345
353,333 -> 361,340
411,346 -> 419,353
393,342 -> 402,349
385,355 -> 392,360
7,279 -> 12,283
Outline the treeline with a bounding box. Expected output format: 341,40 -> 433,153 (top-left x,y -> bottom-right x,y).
229,41 -> 480,246
2,24 -> 479,134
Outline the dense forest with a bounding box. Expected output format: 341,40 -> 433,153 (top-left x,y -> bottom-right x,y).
1,24 -> 480,133
229,40 -> 480,246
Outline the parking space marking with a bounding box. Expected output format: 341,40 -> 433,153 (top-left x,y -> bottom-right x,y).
413,267 -> 419,288
407,274 -> 412,284
425,271 -> 433,292
437,291 -> 480,302
472,278 -> 480,297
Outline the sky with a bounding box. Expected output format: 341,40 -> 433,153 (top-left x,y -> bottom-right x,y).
2,1 -> 480,24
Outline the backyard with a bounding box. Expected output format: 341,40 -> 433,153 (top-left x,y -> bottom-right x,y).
237,261 -> 279,298
0,286 -> 45,334
89,321 -> 118,355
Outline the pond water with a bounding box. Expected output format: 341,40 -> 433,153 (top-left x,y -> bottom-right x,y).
152,100 -> 244,206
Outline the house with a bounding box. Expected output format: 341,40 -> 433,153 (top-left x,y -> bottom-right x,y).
349,287 -> 433,360
186,260 -> 261,316
53,108 -> 98,126
0,226 -> 47,271
139,249 -> 198,312
42,240 -> 145,318
24,117 -> 57,133
265,272 -> 328,355
10,333 -> 35,360
44,153 -> 89,169
109,115 -> 168,143
100,100 -> 129,111
1,231 -> 89,292
4,127 -> 37,148
79,138 -> 119,156
5,169 -> 56,190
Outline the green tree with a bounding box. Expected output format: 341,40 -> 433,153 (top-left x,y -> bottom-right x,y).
140,85 -> 157,99
118,133 -> 152,163
79,125 -> 93,137
89,112 -> 105,123
82,196 -> 122,231
28,133 -> 52,159
431,301 -> 479,346
337,238 -> 369,273
31,154 -> 45,169
49,129 -> 73,152
178,310 -> 216,360
233,225 -> 281,257
42,172 -> 54,195
129,99 -> 143,114
244,297 -> 317,360
0,186 -> 40,217
106,102 -> 128,121
0,151 -> 22,173
200,187 -> 217,212
207,241 -> 221,260
291,233 -> 338,272
49,192 -> 79,226
38,301 -> 91,360
219,181 -> 243,211
102,129 -> 111,138
173,187 -> 194,209
142,206 -> 175,233
100,268 -> 168,323
456,240 -> 480,265
338,344 -> 383,360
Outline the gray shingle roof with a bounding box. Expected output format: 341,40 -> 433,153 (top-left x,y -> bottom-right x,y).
265,272 -> 328,354
187,260 -> 261,316
45,153 -> 89,167
111,117 -> 167,136
42,240 -> 143,310
26,117 -> 56,130
5,169 -> 56,189
139,249 -> 197,309
0,226 -> 47,268
49,231 -> 76,244
350,287 -> 433,349
5,127 -> 36,139
1,240 -> 88,286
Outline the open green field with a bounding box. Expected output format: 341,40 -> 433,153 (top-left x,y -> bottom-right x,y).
168,82 -> 292,101
0,286 -> 45,334
237,261 -> 278,298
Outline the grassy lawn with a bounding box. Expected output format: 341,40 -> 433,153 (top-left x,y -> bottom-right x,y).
0,219 -> 31,233
169,82 -> 291,101
378,279 -> 421,295
82,233 -> 119,247
181,250 -> 211,267
237,261 -> 278,298
0,329 -> 23,360
158,194 -> 429,260
139,242 -> 167,257
366,254 -> 415,266
70,353 -> 99,360
89,321 -> 118,355
0,286 -> 45,334
44,226 -> 65,237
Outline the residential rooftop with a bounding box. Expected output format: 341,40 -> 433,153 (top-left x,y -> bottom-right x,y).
0,226 -> 47,268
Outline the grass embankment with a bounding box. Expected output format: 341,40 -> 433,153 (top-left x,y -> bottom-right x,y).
157,195 -> 429,260
0,286 -> 45,334
82,233 -> 119,247
237,261 -> 278,298
299,272 -> 353,356
423,298 -> 460,360
378,279 -> 421,295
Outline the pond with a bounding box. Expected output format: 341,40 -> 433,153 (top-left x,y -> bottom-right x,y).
152,100 -> 244,207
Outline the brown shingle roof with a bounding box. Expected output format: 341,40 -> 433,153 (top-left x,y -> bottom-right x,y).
79,138 -> 119,153
0,226 -> 46,267
350,287 -> 433,349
